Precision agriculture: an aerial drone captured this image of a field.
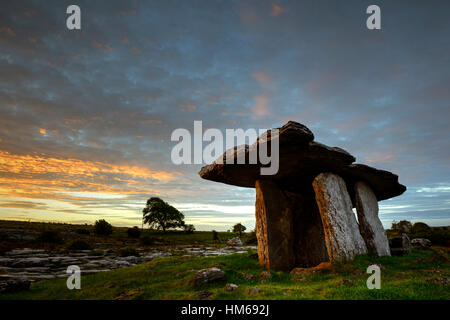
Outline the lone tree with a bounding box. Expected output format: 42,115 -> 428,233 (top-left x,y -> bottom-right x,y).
142,197 -> 185,233
233,223 -> 246,237
391,220 -> 412,233
94,219 -> 113,236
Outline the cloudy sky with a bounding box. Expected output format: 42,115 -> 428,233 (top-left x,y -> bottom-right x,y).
0,0 -> 449,230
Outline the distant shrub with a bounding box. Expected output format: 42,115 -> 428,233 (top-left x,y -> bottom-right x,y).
37,231 -> 64,244
127,226 -> 141,238
140,236 -> 155,245
119,247 -> 140,257
212,230 -> 219,242
391,220 -> 412,233
94,219 -> 113,236
426,230 -> 450,247
183,224 -> 195,234
244,231 -> 257,245
411,222 -> 431,234
67,240 -> 92,251
75,228 -> 90,235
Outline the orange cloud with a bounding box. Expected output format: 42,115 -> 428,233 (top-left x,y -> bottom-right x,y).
252,71 -> 273,85
251,95 -> 271,117
271,4 -> 285,17
180,104 -> 197,111
131,46 -> 141,55
93,40 -> 113,52
0,27 -> 16,37
0,150 -> 175,181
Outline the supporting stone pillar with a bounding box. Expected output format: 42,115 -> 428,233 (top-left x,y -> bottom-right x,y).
255,180 -> 294,271
354,181 -> 391,256
312,173 -> 367,262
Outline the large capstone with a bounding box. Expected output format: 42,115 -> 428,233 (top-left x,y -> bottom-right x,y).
354,181 -> 391,256
312,173 -> 367,262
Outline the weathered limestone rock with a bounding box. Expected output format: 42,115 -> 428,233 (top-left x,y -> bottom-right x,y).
411,238 -> 432,250
226,283 -> 238,291
227,237 -> 242,246
389,233 -> 411,256
354,181 -> 391,256
193,267 -> 225,286
312,173 -> 367,262
255,180 -> 294,271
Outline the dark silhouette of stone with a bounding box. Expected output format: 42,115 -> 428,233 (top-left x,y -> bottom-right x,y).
354,181 -> 391,256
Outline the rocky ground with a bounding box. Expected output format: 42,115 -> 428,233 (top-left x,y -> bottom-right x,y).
0,245 -> 256,282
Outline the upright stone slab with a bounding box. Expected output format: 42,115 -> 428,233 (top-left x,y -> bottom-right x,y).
312,173 -> 367,262
354,181 -> 391,256
255,180 -> 294,271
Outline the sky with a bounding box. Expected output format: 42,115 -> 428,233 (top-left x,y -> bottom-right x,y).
0,0 -> 449,230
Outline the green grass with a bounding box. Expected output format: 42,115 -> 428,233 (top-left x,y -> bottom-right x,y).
1,248 -> 448,300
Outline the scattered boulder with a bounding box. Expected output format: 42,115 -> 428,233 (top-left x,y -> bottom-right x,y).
197,291 -> 213,299
193,267 -> 225,286
248,287 -> 261,295
426,277 -> 449,284
227,237 -> 242,246
389,233 -> 411,256
240,272 -> 255,280
411,238 -> 432,250
259,271 -> 272,279
225,283 -> 238,291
